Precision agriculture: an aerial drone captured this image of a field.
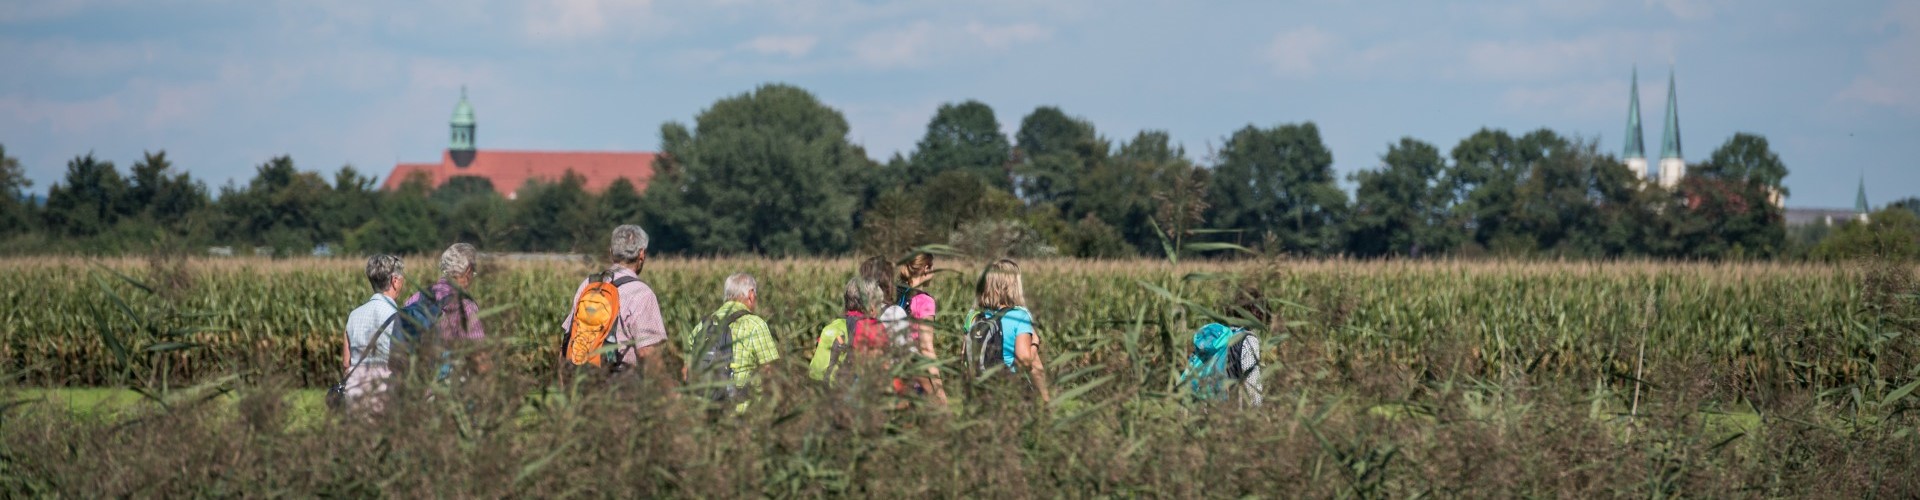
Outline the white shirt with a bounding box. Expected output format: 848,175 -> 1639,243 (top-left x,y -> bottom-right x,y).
346,294 -> 400,366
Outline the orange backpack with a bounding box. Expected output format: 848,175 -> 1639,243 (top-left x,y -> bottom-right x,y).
564,272 -> 640,369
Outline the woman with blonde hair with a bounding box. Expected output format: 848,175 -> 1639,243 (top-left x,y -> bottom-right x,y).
965,259 -> 1049,402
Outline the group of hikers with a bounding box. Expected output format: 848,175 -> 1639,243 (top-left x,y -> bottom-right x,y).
334,224 -> 1264,414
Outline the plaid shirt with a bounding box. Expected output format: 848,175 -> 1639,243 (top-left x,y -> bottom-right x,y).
702,300 -> 778,385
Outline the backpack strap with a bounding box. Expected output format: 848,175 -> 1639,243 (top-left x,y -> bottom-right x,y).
341,305 -> 403,382
718,309 -> 752,331
1225,330 -> 1257,380
599,274 -> 645,371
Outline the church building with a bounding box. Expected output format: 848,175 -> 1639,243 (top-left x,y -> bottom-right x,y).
1621,68 -> 1685,190
383,90 -> 659,199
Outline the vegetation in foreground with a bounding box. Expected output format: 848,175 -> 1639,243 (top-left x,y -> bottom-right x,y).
2,256 -> 1917,496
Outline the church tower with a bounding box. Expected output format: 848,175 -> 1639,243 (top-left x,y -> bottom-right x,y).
1623,68 -> 1648,181
1657,70 -> 1684,189
1856,176 -> 1871,223
450,87 -> 477,168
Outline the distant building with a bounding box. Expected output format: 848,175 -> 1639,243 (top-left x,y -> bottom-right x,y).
383,89 -> 658,199
1622,68 -> 1687,190
1655,70 -> 1685,191
1622,68 -> 1649,182
1856,176 -> 1871,223
1783,177 -> 1871,227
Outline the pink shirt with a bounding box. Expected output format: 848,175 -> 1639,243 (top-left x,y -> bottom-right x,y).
562,267 -> 667,366
406,279 -> 485,342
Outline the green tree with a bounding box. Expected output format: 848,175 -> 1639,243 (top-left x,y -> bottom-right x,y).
1207,122 -> 1348,255
1079,130 -> 1199,254
127,151 -> 208,229
1445,128 -> 1565,254
1648,133 -> 1792,259
1349,138 -> 1456,257
856,188 -> 928,257
43,154 -> 130,238
1669,175 -> 1785,259
1013,106 -> 1105,208
218,156 -> 332,252
1890,197 -> 1920,218
642,84 -> 869,256
1693,132 -> 1789,196
512,172 -> 593,253
908,100 -> 1013,190
1811,208 -> 1920,261
348,173 -> 440,255
446,194 -> 512,250
431,175 -> 498,207
915,169 -> 1022,237
597,177 -> 644,226
324,165 -> 381,245
0,144 -> 32,236
1505,138 -> 1644,257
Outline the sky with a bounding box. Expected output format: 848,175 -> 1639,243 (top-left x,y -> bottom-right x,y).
2,0 -> 1916,209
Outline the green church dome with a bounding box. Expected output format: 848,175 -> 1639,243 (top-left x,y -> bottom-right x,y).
451,88 -> 476,126
449,87 -> 476,152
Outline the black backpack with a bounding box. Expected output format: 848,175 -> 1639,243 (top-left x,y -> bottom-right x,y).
965,308 -> 1009,381
690,309 -> 753,401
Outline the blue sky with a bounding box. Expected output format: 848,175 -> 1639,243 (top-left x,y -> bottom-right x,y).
2,0 -> 1915,208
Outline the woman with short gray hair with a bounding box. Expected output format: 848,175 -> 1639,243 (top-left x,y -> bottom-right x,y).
342,254 -> 405,412
406,242 -> 490,377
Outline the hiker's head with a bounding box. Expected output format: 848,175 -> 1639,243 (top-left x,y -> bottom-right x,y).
975,259 -> 1025,309
365,254 -> 404,296
844,276 -> 884,315
858,256 -> 896,304
610,225 -> 649,270
439,242 -> 477,287
724,272 -> 758,310
1233,283 -> 1275,332
900,253 -> 935,287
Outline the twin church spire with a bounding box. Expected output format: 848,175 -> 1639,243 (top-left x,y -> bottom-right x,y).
1623,67 -> 1683,189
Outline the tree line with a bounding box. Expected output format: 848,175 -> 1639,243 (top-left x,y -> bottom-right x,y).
2,83 -> 1915,260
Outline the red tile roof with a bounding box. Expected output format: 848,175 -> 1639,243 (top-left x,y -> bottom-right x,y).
383,149 -> 658,198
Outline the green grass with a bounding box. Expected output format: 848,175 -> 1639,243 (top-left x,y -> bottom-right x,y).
10,388 -> 330,429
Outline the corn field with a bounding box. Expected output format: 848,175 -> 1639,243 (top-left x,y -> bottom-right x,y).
0,256 -> 1908,399
5,256 -> 1919,496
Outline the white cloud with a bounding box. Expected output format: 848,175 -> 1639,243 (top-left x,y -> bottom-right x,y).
1264,27 -> 1335,77
741,35 -> 818,58
966,22 -> 1051,49
1837,2 -> 1920,114
523,0 -> 656,41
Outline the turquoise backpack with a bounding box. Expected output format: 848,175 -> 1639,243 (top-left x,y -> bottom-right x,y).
1183,323 -> 1253,401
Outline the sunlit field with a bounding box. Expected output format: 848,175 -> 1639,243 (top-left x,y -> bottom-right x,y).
3,256 -> 1916,496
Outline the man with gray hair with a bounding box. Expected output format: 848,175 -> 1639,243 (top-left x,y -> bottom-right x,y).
686,272 -> 778,411
562,225 -> 670,385
341,254 -> 405,412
